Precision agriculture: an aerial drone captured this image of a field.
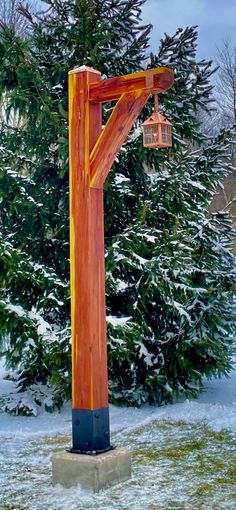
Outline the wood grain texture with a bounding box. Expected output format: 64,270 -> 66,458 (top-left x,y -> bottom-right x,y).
89,90 -> 150,189
69,64 -> 174,413
89,67 -> 174,103
69,67 -> 108,410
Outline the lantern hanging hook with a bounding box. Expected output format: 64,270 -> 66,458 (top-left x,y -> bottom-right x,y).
154,93 -> 159,113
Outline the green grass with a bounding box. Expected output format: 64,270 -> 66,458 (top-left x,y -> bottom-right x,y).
0,419 -> 236,510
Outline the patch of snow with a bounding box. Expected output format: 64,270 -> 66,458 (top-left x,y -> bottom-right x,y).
1,302 -> 25,317
33,314 -> 52,336
114,174 -> 130,184
132,253 -> 148,265
137,342 -> 153,367
106,316 -> 132,327
0,357 -> 235,436
116,279 -> 128,291
188,180 -> 206,190
144,235 -> 156,243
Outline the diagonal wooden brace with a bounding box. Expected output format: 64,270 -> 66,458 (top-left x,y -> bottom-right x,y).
89,89 -> 150,189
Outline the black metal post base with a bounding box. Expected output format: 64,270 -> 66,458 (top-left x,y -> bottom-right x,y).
71,406 -> 112,454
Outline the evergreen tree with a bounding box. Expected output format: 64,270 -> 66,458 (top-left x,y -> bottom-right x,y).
0,2 -> 235,412
106,28 -> 236,405
0,0 -> 152,411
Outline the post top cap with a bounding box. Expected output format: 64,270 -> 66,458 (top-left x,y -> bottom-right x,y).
69,65 -> 101,76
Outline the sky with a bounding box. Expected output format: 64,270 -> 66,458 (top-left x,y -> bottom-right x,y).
141,0 -> 236,61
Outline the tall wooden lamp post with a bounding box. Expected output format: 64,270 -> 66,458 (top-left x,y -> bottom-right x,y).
69,66 -> 174,455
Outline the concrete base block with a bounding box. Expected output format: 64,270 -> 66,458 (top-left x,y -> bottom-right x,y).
52,448 -> 132,492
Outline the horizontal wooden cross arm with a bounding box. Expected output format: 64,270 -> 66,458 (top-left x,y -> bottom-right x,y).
89,67 -> 174,103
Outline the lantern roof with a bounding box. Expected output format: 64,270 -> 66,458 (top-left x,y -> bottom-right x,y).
142,111 -> 172,127
142,112 -> 172,126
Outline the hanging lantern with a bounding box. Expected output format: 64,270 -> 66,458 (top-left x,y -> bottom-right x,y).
142,94 -> 172,149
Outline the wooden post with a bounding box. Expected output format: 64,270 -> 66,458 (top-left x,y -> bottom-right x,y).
69,65 -> 174,453
69,66 -> 109,452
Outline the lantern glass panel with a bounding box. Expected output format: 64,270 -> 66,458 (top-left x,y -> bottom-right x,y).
143,124 -> 159,146
161,125 -> 172,144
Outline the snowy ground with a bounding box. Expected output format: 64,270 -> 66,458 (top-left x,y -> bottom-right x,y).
0,358 -> 236,509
